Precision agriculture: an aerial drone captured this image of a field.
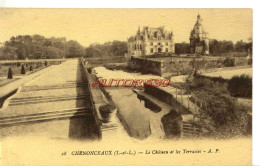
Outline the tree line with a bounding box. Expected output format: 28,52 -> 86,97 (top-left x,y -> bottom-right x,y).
0,35 -> 128,60
175,38 -> 252,55
0,35 -> 252,60
85,41 -> 128,58
0,35 -> 85,60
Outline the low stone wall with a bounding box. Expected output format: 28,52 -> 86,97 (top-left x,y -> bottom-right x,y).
129,57 -> 163,76
80,58 -> 121,139
0,59 -> 65,66
144,84 -> 194,138
144,85 -> 191,115
80,59 -> 103,139
129,56 -> 249,77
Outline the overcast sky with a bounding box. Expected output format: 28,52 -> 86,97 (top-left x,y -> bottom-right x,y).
0,8 -> 252,46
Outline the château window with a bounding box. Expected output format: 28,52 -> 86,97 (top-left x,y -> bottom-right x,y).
140,44 -> 142,50
166,42 -> 168,46
150,48 -> 153,53
154,32 -> 157,38
150,42 -> 153,46
166,48 -> 168,52
158,42 -> 161,45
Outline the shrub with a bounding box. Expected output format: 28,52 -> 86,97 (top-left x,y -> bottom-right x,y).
228,74 -> 252,98
223,57 -> 235,67
7,67 -> 13,79
99,104 -> 116,113
193,89 -> 250,138
186,73 -> 251,138
21,65 -> 26,74
186,74 -> 229,94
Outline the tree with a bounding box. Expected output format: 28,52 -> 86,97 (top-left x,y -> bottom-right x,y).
0,35 -> 86,60
209,39 -> 235,54
85,41 -> 127,58
1,46 -> 17,60
111,41 -> 127,56
67,40 -> 85,58
235,40 -> 247,52
175,42 -> 190,54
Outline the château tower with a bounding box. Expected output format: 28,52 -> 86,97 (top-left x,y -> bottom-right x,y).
190,14 -> 209,55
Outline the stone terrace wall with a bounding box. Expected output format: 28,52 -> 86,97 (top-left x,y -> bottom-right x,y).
144,84 -> 191,115
80,59 -> 102,139
0,59 -> 65,66
129,56 -> 249,77
129,57 -> 163,76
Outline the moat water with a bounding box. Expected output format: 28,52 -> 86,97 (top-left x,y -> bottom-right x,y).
94,67 -> 168,140
106,88 -> 165,139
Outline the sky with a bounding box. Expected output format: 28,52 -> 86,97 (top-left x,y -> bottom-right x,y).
0,8 -> 253,47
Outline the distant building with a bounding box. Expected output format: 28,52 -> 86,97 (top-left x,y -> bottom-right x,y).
190,14 -> 209,55
127,26 -> 174,57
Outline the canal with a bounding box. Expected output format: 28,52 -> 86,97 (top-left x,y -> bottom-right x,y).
94,67 -> 170,140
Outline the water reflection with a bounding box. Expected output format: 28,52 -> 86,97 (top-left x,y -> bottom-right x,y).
106,88 -> 164,140
136,92 -> 162,113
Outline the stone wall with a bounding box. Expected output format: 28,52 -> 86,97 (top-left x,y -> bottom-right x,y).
129,56 -> 249,77
144,84 -> 192,115
129,56 -> 163,75
144,84 -> 194,138
0,59 -> 65,66
80,59 -> 103,139
81,58 -> 121,139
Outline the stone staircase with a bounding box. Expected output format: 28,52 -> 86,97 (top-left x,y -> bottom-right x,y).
21,82 -> 85,92
0,107 -> 91,127
9,93 -> 89,106
182,121 -> 204,138
1,81 -> 92,127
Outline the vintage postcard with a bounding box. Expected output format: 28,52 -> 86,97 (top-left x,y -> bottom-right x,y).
0,8 -> 253,165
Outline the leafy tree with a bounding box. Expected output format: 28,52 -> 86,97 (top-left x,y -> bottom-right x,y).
67,40 -> 85,58
209,39 -> 235,53
111,40 -> 128,56
0,46 -> 17,60
175,42 -> 190,54
0,35 -> 85,60
85,41 -> 127,58
235,40 -> 247,52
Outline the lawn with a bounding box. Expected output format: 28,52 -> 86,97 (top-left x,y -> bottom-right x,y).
0,78 -> 20,87
0,65 -> 35,77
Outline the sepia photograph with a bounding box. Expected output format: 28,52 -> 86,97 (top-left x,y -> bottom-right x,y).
0,6 -> 255,166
